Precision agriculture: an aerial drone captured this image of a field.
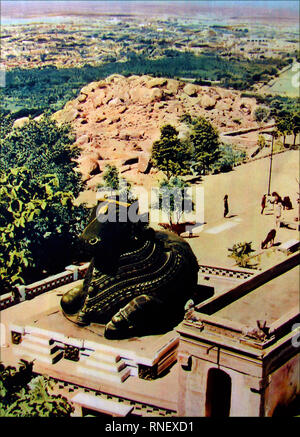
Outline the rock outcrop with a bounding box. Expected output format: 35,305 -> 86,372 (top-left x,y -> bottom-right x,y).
52,74 -> 260,187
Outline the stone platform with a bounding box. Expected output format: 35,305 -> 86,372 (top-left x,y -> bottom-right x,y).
1,281 -> 179,412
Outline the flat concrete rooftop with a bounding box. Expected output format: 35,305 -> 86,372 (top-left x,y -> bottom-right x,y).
213,264 -> 299,326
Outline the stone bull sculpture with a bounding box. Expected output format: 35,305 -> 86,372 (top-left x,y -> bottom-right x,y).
60,196 -> 199,339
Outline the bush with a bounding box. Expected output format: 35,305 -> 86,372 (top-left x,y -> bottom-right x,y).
212,144 -> 246,173
228,241 -> 257,269
0,361 -> 73,417
254,106 -> 271,123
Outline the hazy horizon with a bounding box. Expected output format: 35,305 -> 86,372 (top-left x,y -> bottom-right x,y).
2,0 -> 299,21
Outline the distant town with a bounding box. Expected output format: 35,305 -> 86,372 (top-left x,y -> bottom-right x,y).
1,15 -> 298,70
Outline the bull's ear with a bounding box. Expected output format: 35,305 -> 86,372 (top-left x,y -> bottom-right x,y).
97,203 -> 109,216
88,204 -> 98,223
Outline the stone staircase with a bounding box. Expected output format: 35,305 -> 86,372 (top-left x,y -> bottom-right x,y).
13,332 -> 63,365
77,349 -> 131,383
10,322 -> 179,384
13,330 -> 131,383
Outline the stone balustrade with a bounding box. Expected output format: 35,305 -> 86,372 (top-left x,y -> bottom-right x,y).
0,263 -> 90,311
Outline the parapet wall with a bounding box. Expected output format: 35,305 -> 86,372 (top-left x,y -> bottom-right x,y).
196,251 -> 300,315
0,263 -> 89,311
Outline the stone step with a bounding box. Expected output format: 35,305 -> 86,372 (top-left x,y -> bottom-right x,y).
157,349 -> 177,375
120,358 -> 138,376
77,364 -> 130,383
81,355 -> 126,373
19,338 -> 60,355
14,347 -> 63,365
23,332 -> 54,346
91,349 -> 121,363
71,392 -> 134,417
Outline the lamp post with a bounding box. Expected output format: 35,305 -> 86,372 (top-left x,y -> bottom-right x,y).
267,132 -> 275,196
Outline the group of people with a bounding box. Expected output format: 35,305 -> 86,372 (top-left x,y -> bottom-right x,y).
223,190 -> 293,228
260,192 -> 293,228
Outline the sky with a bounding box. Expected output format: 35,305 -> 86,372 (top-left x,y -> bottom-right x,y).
1,1 -> 299,19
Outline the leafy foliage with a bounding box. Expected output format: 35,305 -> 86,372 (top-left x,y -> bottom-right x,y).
241,93 -> 299,121
0,166 -> 88,292
102,164 -> 121,191
275,112 -> 300,147
0,109 -> 14,139
151,125 -> 191,179
228,241 -> 257,269
0,361 -> 73,417
190,117 -> 220,174
290,112 -> 300,146
157,176 -> 193,224
98,164 -> 135,202
0,115 -> 83,197
254,106 -> 271,123
212,144 -> 246,173
0,116 -> 89,292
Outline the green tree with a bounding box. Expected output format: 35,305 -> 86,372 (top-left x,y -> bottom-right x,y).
0,167 -> 87,292
254,106 -> 271,123
0,109 -> 14,139
190,117 -> 220,174
276,116 -> 292,147
291,112 -> 300,147
102,164 -> 120,190
212,144 -> 246,173
0,115 -> 83,197
157,176 -> 193,225
99,164 -> 134,202
151,124 -> 191,179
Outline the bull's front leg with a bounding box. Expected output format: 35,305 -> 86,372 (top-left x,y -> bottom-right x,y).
104,294 -> 167,339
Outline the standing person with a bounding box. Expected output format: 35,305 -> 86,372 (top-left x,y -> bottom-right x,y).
261,194 -> 266,215
274,199 -> 282,228
224,194 -> 229,218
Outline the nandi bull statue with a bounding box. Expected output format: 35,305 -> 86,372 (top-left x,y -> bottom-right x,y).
60,195 -> 199,339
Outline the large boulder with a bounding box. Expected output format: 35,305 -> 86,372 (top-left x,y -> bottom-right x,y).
59,108 -> 79,123
166,79 -> 180,94
215,100 -> 232,111
77,156 -> 99,181
138,154 -> 151,174
183,83 -> 198,97
146,77 -> 168,88
200,94 -> 216,109
80,82 -> 100,94
78,93 -> 88,103
13,117 -> 30,129
129,86 -> 163,104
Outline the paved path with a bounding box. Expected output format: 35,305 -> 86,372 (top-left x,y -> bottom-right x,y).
187,150 -> 299,267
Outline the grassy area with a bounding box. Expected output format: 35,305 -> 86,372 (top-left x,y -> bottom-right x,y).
261,66 -> 299,98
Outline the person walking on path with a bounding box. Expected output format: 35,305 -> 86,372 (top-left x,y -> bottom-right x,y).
224,194 -> 229,218
261,194 -> 266,214
274,199 -> 282,228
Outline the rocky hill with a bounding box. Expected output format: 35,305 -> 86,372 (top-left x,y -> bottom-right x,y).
51,74 -> 260,189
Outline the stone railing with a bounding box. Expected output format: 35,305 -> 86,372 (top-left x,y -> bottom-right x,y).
0,263 -> 90,311
0,291 -> 15,311
198,265 -> 255,281
1,262 -> 254,311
